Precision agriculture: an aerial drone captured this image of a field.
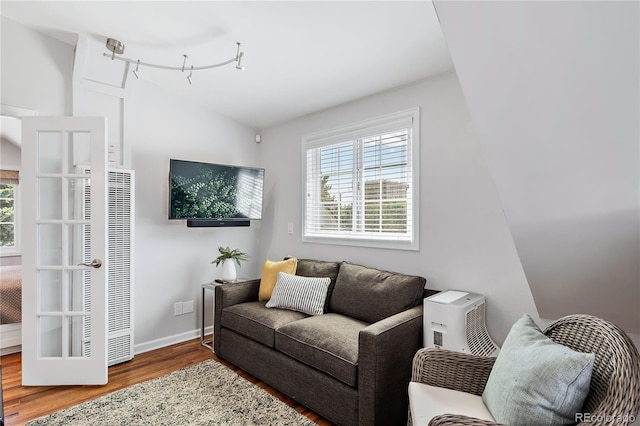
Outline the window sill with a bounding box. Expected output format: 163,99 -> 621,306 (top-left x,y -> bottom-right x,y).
0,251 -> 21,258
302,234 -> 418,251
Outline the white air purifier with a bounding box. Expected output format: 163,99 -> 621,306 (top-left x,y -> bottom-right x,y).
424,290 -> 499,357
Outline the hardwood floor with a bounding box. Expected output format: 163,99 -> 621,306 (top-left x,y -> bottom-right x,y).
1,338 -> 333,426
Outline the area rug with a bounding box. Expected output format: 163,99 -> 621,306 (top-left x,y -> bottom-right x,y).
27,359 -> 317,425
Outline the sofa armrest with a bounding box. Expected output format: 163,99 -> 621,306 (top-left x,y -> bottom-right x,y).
358,304 -> 423,426
215,279 -> 260,309
214,279 -> 260,353
411,347 -> 495,396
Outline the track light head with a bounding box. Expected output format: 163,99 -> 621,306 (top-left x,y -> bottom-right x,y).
236,51 -> 245,71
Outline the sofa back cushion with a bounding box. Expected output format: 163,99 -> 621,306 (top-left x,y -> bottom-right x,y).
295,259 -> 340,312
329,262 -> 426,323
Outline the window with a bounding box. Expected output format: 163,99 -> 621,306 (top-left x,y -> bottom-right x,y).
0,169 -> 19,255
303,108 -> 419,250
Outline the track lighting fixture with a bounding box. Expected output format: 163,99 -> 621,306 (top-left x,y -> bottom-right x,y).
106,38 -> 124,60
103,38 -> 245,85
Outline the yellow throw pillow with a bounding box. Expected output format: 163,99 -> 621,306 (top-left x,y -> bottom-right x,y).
259,258 -> 298,301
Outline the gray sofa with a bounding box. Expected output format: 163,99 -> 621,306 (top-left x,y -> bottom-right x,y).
214,259 -> 436,426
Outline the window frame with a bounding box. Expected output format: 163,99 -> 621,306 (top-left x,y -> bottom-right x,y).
0,170 -> 20,256
301,108 -> 420,251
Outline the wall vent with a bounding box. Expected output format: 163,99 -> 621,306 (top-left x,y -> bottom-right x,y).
82,168 -> 135,366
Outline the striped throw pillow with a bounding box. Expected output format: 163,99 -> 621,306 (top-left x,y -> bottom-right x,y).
265,272 -> 331,315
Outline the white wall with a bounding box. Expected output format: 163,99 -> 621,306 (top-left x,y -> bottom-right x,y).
0,16 -> 72,115
126,80 -> 262,348
258,73 -> 539,344
0,139 -> 20,167
435,1 -> 640,336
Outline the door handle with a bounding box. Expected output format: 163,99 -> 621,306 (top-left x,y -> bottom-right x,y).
78,259 -> 102,269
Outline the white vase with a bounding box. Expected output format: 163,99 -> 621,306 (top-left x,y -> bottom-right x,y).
222,259 -> 237,282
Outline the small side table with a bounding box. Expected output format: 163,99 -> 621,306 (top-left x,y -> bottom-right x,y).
200,279 -> 254,352
200,282 -> 220,352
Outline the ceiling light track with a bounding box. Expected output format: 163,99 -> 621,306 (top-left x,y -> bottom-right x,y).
103,38 -> 245,84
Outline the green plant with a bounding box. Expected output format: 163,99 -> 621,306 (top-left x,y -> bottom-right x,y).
211,246 -> 248,267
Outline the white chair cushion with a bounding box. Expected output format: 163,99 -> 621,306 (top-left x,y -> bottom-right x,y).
408,382 -> 495,425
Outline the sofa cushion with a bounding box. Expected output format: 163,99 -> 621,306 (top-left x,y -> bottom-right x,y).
295,259 -> 340,312
275,313 -> 369,387
259,258 -> 298,301
329,262 -> 426,323
221,301 -> 308,348
482,314 -> 595,426
266,272 -> 331,315
408,382 -> 495,425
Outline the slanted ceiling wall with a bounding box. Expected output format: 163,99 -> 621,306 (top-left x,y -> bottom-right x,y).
435,1 -> 639,334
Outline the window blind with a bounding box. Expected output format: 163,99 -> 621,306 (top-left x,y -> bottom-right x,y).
303,108 -> 419,249
0,169 -> 19,185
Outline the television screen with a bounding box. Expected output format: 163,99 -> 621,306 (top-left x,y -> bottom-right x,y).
169,159 -> 264,220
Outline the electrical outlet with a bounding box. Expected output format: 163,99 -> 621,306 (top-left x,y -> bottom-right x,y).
183,300 -> 194,314
174,302 -> 183,316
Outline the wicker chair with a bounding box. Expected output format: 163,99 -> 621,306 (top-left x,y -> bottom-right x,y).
409,314 -> 640,426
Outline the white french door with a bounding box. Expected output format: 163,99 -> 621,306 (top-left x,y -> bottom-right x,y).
21,116 -> 108,385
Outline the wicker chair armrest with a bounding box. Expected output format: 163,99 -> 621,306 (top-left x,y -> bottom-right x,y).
411,347 -> 496,395
428,414 -> 504,426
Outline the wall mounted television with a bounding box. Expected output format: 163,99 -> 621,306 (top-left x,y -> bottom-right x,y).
169,159 -> 265,227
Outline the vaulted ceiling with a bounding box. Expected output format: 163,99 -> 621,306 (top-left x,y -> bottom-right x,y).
1,1 -> 454,129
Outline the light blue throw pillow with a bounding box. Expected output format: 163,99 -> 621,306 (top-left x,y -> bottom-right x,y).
482,314 -> 595,425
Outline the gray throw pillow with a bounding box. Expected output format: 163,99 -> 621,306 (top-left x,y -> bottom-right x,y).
482,314 -> 595,425
266,272 -> 331,316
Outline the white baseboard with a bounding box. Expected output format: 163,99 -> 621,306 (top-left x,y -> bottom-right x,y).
1,344 -> 21,356
0,326 -> 215,357
1,323 -> 21,352
134,326 -> 213,355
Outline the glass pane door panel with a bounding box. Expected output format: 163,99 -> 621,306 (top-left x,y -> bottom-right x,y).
38,132 -> 63,174
39,316 -> 63,357
38,224 -> 62,266
68,270 -> 88,312
67,132 -> 92,173
68,178 -> 91,220
68,315 -> 90,358
39,270 -> 63,312
38,178 -> 63,220
67,224 -> 90,267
